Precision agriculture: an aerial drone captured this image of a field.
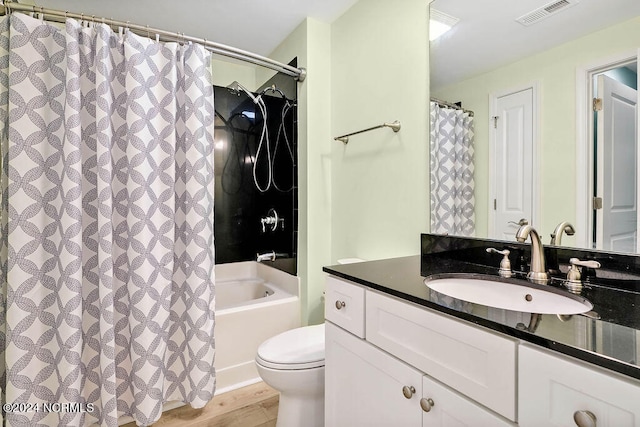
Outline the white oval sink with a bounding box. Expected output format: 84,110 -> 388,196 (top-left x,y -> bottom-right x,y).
425,276 -> 593,315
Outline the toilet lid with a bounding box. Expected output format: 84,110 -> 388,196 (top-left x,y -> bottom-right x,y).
256,324 -> 325,370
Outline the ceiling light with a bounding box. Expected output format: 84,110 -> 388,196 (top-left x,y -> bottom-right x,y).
430,9 -> 459,41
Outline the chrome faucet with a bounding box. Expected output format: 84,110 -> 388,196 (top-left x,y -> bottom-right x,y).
515,224 -> 549,284
256,251 -> 276,262
550,221 -> 575,245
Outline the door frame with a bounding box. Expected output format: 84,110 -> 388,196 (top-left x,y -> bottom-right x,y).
488,82 -> 541,238
575,49 -> 639,249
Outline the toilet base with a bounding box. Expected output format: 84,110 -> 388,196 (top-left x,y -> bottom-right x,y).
256,363 -> 324,427
276,391 -> 324,427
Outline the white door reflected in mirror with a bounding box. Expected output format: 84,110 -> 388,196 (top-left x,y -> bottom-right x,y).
595,72 -> 638,253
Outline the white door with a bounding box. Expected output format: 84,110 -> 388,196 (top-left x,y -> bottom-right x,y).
596,74 -> 638,252
490,87 -> 535,241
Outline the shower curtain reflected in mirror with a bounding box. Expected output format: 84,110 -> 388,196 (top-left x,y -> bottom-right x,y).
429,101 -> 476,236
0,13 -> 215,427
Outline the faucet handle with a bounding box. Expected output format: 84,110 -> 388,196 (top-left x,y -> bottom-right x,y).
508,218 -> 529,226
566,258 -> 601,293
486,248 -> 512,278
569,258 -> 601,270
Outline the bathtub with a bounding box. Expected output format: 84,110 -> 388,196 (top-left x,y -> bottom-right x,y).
214,261 -> 301,394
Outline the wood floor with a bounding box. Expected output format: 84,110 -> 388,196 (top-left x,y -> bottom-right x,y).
121,382 -> 279,427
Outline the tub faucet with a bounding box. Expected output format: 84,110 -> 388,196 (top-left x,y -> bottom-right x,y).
550,221 -> 575,246
515,224 -> 549,284
257,251 -> 276,262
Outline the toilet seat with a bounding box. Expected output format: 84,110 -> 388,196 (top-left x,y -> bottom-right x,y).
256,324 -> 325,370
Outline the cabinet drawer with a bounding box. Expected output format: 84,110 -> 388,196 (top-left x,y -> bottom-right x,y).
366,290 -> 517,421
325,276 -> 365,337
519,345 -> 640,427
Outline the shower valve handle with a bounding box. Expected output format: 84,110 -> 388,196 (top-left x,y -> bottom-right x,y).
260,208 -> 283,233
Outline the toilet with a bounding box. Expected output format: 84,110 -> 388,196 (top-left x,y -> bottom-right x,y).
255,323 -> 325,427
255,258 -> 363,427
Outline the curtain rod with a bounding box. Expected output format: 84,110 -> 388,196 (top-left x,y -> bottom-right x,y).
430,97 -> 474,116
0,2 -> 307,82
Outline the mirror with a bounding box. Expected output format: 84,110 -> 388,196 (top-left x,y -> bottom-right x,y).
430,0 -> 640,252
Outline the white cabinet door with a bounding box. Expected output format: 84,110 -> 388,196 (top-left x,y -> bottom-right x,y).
325,322 -> 423,427
422,375 -> 515,427
519,345 -> 640,426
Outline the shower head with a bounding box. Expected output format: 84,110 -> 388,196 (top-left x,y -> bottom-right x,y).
226,81 -> 259,105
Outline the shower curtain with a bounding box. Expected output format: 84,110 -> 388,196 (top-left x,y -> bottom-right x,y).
0,13 -> 215,427
429,102 -> 476,236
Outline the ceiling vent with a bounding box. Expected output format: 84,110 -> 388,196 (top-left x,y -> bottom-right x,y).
516,0 -> 580,26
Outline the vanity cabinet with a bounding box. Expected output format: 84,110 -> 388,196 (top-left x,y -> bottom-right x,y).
325,276 -> 516,426
325,274 -> 640,426
519,345 -> 640,426
365,290 -> 517,421
326,322 -> 513,427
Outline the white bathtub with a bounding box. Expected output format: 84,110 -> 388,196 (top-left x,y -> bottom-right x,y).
214,261 -> 301,394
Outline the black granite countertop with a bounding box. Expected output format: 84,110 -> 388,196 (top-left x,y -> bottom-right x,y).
323,250 -> 640,382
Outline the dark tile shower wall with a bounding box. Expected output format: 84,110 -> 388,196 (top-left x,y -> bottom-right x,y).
213,79 -> 298,275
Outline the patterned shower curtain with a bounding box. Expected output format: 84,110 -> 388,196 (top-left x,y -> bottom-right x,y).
429,102 -> 476,236
0,13 -> 215,427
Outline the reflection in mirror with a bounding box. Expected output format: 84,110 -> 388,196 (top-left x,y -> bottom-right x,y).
429,0 -> 640,253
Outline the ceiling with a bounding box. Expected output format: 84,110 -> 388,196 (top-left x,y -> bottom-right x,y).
32,0 -> 358,55
22,0 -> 640,90
430,0 -> 640,90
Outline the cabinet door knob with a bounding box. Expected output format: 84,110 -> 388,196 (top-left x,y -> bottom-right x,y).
420,397 -> 435,412
335,300 -> 346,310
402,385 -> 416,399
574,410 -> 597,427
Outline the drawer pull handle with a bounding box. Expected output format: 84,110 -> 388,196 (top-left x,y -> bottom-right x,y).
574,410 -> 597,427
335,300 -> 346,310
402,385 -> 415,399
420,397 -> 435,412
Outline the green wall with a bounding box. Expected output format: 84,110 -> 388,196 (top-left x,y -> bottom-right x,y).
330,0 -> 430,264
264,19 -> 333,325
264,0 -> 430,324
